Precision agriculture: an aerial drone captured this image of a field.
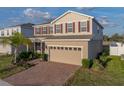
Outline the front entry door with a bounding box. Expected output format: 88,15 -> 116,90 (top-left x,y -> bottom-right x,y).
42,42 -> 45,53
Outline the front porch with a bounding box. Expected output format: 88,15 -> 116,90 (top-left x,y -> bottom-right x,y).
30,38 -> 46,54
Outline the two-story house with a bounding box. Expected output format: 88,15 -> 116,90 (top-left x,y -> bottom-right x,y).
0,23 -> 34,54
32,10 -> 103,65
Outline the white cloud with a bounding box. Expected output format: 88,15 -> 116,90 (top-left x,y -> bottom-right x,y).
23,8 -> 51,19
7,17 -> 23,26
98,16 -> 119,27
98,16 -> 109,26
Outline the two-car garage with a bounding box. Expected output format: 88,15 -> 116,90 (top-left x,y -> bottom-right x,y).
49,45 -> 83,65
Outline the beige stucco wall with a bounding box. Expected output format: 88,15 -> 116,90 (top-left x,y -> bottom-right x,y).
52,12 -> 93,35
45,40 -> 89,59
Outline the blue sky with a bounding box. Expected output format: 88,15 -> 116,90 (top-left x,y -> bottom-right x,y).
0,7 -> 124,36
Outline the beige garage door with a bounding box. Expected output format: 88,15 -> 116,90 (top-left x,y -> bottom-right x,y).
49,46 -> 82,65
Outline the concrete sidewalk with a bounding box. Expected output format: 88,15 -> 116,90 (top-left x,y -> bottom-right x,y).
0,80 -> 12,86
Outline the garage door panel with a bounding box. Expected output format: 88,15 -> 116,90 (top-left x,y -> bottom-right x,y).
50,47 -> 82,65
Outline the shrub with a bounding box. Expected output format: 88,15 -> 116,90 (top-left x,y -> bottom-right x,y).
99,55 -> 111,68
16,51 -> 31,63
92,59 -> 104,71
103,46 -> 109,56
41,53 -> 48,61
82,59 -> 93,69
16,51 -> 42,63
32,52 -> 42,59
121,54 -> 124,60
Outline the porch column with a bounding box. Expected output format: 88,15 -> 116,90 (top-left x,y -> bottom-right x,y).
40,41 -> 42,53
26,44 -> 29,52
34,42 -> 35,52
41,42 -> 45,53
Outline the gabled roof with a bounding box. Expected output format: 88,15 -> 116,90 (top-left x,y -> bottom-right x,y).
33,10 -> 103,29
33,22 -> 51,27
93,19 -> 104,29
0,23 -> 34,30
51,10 -> 94,24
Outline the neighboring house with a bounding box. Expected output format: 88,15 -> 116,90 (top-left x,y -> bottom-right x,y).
0,23 -> 34,54
31,10 -> 103,65
110,42 -> 124,56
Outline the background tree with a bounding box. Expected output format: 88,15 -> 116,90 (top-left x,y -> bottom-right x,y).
110,33 -> 123,42
103,35 -> 110,41
0,32 -> 32,63
103,33 -> 124,42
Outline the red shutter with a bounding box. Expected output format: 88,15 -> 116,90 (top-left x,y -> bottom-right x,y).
73,22 -> 75,33
48,26 -> 50,34
54,25 -> 56,34
87,20 -> 90,32
40,27 -> 42,34
46,27 -> 47,34
78,22 -> 80,32
61,24 -> 63,33
65,23 -> 67,33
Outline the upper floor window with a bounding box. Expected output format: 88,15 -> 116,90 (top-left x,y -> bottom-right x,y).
55,25 -> 61,33
7,30 -> 9,35
97,25 -> 100,33
67,23 -> 73,32
35,28 -> 41,34
1,31 -> 4,36
12,29 -> 15,35
80,21 -> 87,32
16,28 -> 19,32
49,26 -> 53,34
42,27 -> 47,34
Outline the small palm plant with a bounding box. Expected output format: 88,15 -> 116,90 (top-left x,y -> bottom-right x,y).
0,32 -> 32,63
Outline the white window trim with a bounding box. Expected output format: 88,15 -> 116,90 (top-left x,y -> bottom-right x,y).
67,23 -> 73,32
35,28 -> 41,34
1,31 -> 4,36
80,21 -> 87,32
49,26 -> 53,33
55,24 -> 61,33
42,27 -> 47,32
7,30 -> 9,35
42,27 -> 47,34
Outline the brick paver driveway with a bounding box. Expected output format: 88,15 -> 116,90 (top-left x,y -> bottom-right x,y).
4,62 -> 80,86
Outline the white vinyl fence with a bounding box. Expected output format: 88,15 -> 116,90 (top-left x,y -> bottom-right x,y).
110,42 -> 124,56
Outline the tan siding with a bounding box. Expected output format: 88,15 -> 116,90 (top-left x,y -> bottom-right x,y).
52,12 -> 93,35
33,12 -> 98,37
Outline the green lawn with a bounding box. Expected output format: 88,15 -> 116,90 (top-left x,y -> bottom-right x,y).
0,55 -> 26,79
66,56 -> 124,86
